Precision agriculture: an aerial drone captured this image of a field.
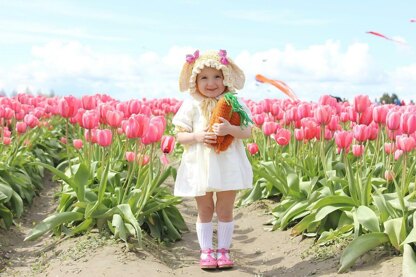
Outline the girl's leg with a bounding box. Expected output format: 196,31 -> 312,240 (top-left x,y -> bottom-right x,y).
215,190 -> 237,250
195,192 -> 216,268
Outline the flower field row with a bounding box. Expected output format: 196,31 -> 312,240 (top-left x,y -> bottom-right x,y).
1,93 -> 416,273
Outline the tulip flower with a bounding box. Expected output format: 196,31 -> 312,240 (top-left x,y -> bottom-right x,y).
352,144 -> 364,157
125,151 -> 135,162
384,170 -> 395,182
353,95 -> 371,114
73,139 -> 83,149
247,143 -> 259,155
400,112 -> 416,135
81,95 -> 97,110
373,105 -> 389,125
314,105 -> 332,125
24,114 -> 39,128
252,114 -> 265,126
96,129 -> 113,147
274,128 -> 291,146
353,124 -> 370,142
384,142 -> 396,154
60,137 -> 67,144
58,96 -> 80,118
396,135 -> 416,153
262,122 -> 278,136
106,110 -> 124,128
334,130 -> 353,152
16,122 -> 27,134
386,111 -> 401,131
161,135 -> 175,154
2,137 -> 11,145
394,149 -> 403,160
82,110 -> 99,129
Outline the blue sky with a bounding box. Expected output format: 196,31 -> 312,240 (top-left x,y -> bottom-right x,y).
0,0 -> 415,102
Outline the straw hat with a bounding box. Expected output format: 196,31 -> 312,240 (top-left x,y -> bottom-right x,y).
179,49 -> 245,98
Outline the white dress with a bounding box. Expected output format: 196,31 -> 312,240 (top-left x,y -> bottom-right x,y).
172,96 -> 253,197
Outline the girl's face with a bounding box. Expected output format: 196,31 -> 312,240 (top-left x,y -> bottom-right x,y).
196,67 -> 226,98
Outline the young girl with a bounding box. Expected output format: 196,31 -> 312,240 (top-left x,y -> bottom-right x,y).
172,49 -> 253,269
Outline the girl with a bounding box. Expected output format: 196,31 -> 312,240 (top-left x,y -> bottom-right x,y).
172,49 -> 253,269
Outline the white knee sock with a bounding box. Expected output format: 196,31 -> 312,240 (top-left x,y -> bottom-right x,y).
196,222 -> 213,250
217,221 -> 234,250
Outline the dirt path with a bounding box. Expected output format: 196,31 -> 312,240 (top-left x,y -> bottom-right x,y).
0,178 -> 403,277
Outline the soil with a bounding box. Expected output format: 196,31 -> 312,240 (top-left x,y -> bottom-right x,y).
0,175 -> 402,277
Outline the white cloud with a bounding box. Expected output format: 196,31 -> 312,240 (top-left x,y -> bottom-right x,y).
0,40 -> 415,103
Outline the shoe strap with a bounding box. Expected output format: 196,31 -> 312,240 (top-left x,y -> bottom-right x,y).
200,248 -> 215,254
216,248 -> 230,254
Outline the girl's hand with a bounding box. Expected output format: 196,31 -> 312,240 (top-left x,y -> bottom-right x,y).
194,130 -> 217,145
212,117 -> 231,136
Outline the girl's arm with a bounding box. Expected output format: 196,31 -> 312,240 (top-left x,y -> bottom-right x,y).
212,117 -> 252,139
177,131 -> 217,145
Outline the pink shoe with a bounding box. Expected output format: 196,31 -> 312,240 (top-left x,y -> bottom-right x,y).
216,248 -> 234,268
200,248 -> 217,269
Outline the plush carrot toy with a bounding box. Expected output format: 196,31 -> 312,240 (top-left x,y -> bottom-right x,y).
208,92 -> 253,153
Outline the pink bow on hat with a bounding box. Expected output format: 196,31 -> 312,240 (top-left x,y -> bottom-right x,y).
218,49 -> 229,65
186,50 -> 199,63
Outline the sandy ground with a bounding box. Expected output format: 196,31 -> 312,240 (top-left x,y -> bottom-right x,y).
0,175 -> 403,277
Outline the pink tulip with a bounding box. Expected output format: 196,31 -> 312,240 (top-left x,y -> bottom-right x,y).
384,170 -> 394,181
60,137 -> 67,144
16,122 -> 27,134
314,105 -> 332,125
394,149 -> 403,160
396,135 -> 416,153
262,122 -> 278,136
58,96 -> 80,118
334,130 -> 353,152
2,137 -> 11,145
400,113 -> 416,135
386,111 -> 401,131
352,144 -> 364,157
138,154 -> 150,166
125,151 -> 135,162
247,143 -> 259,155
270,103 -> 280,117
328,115 -> 340,132
274,128 -> 291,146
81,95 -> 97,110
161,135 -> 175,154
128,99 -> 142,115
384,142 -> 396,154
340,112 -> 349,123
353,124 -> 370,142
252,114 -> 265,126
297,103 -> 312,119
318,95 -> 338,107
142,118 -> 164,145
106,110 -> 124,128
82,110 -> 99,129
300,118 -> 318,140
24,114 -> 39,128
96,129 -> 113,147
294,129 -> 304,141
353,95 -> 371,113
373,105 -> 389,124
358,105 -> 373,125
85,129 -> 98,144
73,139 -> 83,149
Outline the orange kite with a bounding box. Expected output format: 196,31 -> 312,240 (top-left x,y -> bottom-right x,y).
255,74 -> 299,101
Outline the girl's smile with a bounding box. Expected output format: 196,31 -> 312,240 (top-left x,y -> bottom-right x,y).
196,67 -> 226,98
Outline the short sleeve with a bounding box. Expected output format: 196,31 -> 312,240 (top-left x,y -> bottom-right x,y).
172,98 -> 195,132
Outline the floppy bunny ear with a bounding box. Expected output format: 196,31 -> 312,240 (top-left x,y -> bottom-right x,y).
179,62 -> 193,92
228,58 -> 245,90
